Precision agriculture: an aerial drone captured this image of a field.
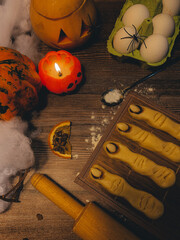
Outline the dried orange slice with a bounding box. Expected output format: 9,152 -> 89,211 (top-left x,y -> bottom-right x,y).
48,121 -> 71,159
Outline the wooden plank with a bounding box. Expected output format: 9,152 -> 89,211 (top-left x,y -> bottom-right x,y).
0,1 -> 179,240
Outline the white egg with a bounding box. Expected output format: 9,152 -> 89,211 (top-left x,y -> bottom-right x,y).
122,4 -> 150,28
140,34 -> 169,63
152,13 -> 175,37
113,26 -> 140,54
162,0 -> 180,16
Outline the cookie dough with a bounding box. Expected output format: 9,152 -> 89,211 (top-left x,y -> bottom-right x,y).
104,141 -> 176,188
90,165 -> 164,219
116,123 -> 180,163
128,104 -> 180,140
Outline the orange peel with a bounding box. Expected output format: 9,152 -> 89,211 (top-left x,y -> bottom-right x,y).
48,121 -> 71,159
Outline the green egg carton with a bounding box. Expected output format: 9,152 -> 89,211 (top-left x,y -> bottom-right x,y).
107,0 -> 180,66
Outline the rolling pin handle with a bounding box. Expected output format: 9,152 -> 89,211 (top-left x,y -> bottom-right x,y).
31,173 -> 83,220
31,173 -> 139,240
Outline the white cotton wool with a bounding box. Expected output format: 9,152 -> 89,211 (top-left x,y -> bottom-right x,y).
0,0 -> 42,64
0,170 -> 16,213
0,117 -> 35,213
0,0 -> 21,46
13,33 -> 44,65
0,118 -> 34,171
1,116 -> 28,134
0,181 -> 12,213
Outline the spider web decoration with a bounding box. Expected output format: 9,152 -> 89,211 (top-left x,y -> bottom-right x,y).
0,0 -> 42,64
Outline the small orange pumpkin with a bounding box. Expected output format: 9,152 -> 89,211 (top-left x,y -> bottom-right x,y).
30,0 -> 97,49
0,47 -> 41,120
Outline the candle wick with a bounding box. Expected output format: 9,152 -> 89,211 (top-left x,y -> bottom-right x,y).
58,72 -> 62,77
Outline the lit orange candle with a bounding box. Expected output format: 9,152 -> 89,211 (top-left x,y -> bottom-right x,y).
38,50 -> 82,94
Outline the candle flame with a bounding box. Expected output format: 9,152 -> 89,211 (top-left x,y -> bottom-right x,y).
55,63 -> 61,72
55,63 -> 62,77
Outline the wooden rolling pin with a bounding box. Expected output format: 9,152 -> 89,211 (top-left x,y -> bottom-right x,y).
31,173 -> 139,240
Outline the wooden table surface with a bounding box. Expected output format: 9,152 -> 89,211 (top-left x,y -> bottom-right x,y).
0,1 -> 179,240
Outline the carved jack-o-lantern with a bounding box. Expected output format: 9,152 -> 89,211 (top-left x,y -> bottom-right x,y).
30,0 -> 97,49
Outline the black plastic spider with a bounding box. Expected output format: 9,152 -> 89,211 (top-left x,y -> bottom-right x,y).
87,14 -> 101,35
121,24 -> 147,54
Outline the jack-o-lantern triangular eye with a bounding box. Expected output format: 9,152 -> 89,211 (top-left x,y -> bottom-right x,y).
81,21 -> 90,37
58,29 -> 67,43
